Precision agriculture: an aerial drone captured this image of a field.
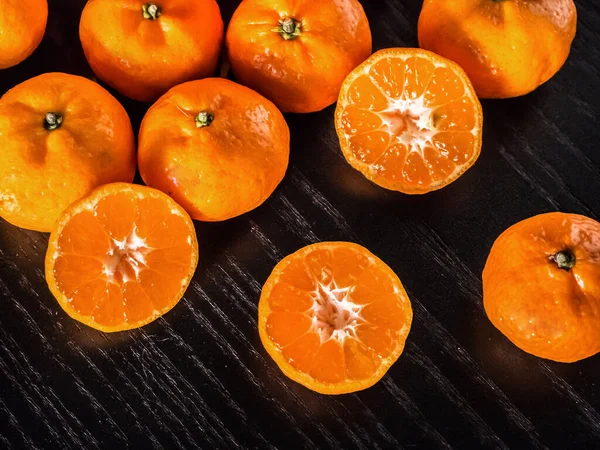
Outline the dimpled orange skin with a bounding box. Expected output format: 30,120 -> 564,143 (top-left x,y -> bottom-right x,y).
0,0 -> 48,69
226,0 -> 372,113
79,0 -> 224,102
0,73 -> 136,232
483,213 -> 600,363
418,0 -> 577,99
138,78 -> 290,222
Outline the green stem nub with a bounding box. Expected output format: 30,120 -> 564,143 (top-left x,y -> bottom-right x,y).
44,112 -> 63,131
142,3 -> 161,20
195,111 -> 214,128
550,250 -> 576,271
273,17 -> 302,40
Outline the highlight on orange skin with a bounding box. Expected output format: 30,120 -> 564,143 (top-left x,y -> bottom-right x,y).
45,182 -> 199,333
259,242 -> 413,394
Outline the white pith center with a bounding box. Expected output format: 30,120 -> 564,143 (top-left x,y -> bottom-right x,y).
380,95 -> 436,157
310,281 -> 365,343
102,226 -> 151,283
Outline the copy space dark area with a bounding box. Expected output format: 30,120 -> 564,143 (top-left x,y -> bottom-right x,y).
1,1 -> 600,449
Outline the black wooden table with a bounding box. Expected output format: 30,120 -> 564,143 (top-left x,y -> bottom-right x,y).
1,1 -> 600,449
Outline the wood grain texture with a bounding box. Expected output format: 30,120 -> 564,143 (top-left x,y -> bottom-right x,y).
1,0 -> 600,448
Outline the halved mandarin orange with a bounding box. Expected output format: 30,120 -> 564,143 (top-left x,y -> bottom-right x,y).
45,183 -> 198,332
258,242 -> 412,394
335,48 -> 483,194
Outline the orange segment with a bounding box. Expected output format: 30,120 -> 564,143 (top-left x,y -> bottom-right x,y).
57,211 -> 112,257
282,333 -> 320,373
268,282 -> 314,313
350,264 -> 398,304
45,182 -> 199,332
266,312 -> 312,347
370,57 -> 406,98
344,337 -> 378,380
53,255 -> 104,298
362,294 -> 411,330
356,325 -> 397,359
93,284 -> 125,327
346,76 -> 389,112
432,132 -> 476,164
335,48 -> 483,194
433,97 -> 479,131
94,190 -> 138,242
258,242 -> 412,394
348,131 -> 390,165
342,106 -> 385,135
309,339 -> 346,384
424,66 -> 469,105
70,279 -> 108,316
123,282 -> 154,323
331,246 -> 372,288
403,56 -> 436,99
276,258 -> 315,292
424,146 -> 455,183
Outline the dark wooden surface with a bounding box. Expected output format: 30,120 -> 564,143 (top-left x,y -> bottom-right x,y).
1,0 -> 600,448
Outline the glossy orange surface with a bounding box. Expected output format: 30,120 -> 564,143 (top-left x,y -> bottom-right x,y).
259,242 -> 413,394
335,48 -> 483,194
483,212 -> 600,362
0,73 -> 136,232
418,0 -> 577,98
45,183 -> 199,332
138,78 -> 290,222
0,0 -> 48,69
226,0 -> 372,113
79,0 -> 224,102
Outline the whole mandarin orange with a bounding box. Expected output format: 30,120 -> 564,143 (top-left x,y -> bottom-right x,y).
79,0 -> 224,102
226,0 -> 372,113
138,78 -> 290,222
483,212 -> 600,363
0,73 -> 136,232
418,0 -> 577,98
0,0 -> 48,69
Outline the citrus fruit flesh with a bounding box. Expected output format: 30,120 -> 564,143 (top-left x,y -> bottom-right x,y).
45,183 -> 198,332
259,242 -> 413,394
335,48 -> 483,194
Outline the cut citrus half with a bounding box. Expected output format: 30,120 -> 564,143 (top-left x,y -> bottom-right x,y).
258,242 -> 412,394
335,48 -> 483,194
45,182 -> 199,332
